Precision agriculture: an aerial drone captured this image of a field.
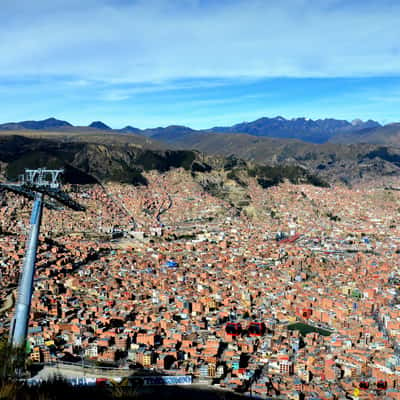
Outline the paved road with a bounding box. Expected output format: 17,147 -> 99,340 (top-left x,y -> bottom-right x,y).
100,183 -> 137,229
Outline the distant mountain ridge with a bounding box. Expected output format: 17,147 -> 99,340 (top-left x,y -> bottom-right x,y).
1,123 -> 399,186
0,117 -> 72,130
208,116 -> 381,143
121,125 -> 142,134
331,122 -> 400,147
89,121 -> 111,130
0,116 -> 394,146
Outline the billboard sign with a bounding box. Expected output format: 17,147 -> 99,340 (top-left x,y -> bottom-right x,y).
142,376 -> 192,386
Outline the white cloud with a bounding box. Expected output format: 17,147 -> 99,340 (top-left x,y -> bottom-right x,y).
0,0 -> 399,83
98,79 -> 235,101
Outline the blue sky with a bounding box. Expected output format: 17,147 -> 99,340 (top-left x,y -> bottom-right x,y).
1,0 -> 400,128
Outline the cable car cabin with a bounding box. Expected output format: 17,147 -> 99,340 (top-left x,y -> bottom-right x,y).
225,322 -> 242,336
248,322 -> 266,336
377,381 -> 387,390
359,381 -> 369,390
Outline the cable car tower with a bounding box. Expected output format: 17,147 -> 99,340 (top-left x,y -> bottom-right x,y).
0,168 -> 85,349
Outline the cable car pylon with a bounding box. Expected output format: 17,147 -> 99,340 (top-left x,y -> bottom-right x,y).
2,168 -> 85,350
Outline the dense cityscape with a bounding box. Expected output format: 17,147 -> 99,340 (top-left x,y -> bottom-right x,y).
1,168 -> 399,399
2,1 -> 400,399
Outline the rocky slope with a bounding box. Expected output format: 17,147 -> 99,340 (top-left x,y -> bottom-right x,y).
168,132 -> 400,185
330,123 -> 400,147
0,135 -> 328,212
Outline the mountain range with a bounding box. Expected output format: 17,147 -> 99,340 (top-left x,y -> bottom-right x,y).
1,116 -> 398,146
208,117 -> 381,143
0,116 -> 400,187
0,117 -> 73,131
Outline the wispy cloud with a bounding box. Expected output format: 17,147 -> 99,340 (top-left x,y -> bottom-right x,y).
98,79 -> 238,101
1,0 -> 400,82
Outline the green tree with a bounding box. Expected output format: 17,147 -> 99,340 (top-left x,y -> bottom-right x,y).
0,338 -> 25,386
